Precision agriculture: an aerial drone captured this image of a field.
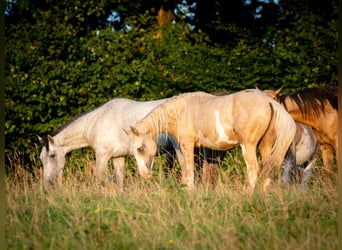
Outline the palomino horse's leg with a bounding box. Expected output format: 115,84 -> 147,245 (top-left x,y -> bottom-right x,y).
240,144 -> 259,190
179,142 -> 195,190
258,126 -> 277,190
113,157 -> 126,190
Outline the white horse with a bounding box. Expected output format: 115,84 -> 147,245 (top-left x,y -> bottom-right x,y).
38,97 -> 183,189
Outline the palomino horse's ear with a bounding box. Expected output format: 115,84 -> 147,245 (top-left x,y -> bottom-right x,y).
130,126 -> 140,136
47,135 -> 55,144
274,87 -> 282,97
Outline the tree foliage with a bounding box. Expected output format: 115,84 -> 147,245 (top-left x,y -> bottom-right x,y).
5,0 -> 337,165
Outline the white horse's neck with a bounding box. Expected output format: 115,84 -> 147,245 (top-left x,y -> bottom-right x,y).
53,116 -> 90,154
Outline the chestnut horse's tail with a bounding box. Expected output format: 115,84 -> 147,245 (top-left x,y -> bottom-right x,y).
260,101 -> 296,181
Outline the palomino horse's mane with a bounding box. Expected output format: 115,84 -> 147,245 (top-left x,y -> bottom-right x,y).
279,87 -> 337,118
140,92 -> 209,137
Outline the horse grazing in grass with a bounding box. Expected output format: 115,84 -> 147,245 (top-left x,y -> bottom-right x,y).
264,87 -> 338,181
127,89 -> 296,191
38,98 -> 183,189
282,123 -> 320,188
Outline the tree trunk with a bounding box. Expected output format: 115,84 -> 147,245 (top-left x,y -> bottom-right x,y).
155,1 -> 175,39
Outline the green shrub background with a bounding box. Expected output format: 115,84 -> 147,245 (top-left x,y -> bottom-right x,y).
5,1 -> 337,167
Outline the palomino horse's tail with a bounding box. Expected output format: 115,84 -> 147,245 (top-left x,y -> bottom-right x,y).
260,101 -> 296,185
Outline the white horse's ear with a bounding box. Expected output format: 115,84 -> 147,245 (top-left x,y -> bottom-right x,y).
37,135 -> 43,142
130,126 -> 140,136
47,135 -> 55,144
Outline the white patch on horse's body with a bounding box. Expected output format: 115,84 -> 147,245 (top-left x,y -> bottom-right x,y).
214,110 -> 237,145
214,110 -> 229,141
196,110 -> 237,149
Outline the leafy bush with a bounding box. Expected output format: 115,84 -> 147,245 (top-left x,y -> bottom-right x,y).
5,4 -> 337,168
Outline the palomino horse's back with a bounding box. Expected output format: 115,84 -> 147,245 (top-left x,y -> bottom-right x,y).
130,89 -> 296,190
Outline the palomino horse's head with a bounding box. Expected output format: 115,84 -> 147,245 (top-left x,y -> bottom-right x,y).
126,126 -> 157,179
38,135 -> 65,187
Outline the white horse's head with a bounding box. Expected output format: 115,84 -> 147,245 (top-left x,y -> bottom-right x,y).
126,126 -> 157,179
38,135 -> 65,187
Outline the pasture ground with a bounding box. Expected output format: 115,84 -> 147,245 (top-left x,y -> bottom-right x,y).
5,153 -> 337,250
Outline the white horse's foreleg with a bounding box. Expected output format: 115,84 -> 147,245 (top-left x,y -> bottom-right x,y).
241,144 -> 259,190
95,152 -> 111,184
113,157 -> 125,190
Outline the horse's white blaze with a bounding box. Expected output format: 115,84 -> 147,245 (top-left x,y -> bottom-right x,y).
214,110 -> 237,145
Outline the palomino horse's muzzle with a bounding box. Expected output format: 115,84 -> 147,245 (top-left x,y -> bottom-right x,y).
137,157 -> 154,179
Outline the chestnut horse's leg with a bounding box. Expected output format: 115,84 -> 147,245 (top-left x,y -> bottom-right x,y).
320,144 -> 335,185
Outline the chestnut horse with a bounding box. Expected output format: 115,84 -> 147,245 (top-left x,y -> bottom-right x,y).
264,87 -> 338,180
127,89 -> 296,191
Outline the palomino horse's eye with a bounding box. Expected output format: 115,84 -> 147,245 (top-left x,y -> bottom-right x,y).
137,146 -> 145,153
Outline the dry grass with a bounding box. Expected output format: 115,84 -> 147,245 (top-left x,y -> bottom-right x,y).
5,153 -> 338,250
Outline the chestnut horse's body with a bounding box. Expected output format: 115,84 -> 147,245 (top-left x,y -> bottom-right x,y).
128,89 -> 296,190
264,87 -> 338,178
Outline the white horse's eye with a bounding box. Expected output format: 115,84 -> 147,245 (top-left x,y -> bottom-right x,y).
49,154 -> 56,159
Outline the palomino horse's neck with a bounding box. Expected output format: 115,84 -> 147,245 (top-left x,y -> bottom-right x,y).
136,96 -> 185,137
52,116 -> 90,153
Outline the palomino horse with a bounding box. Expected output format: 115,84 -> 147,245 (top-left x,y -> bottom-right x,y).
128,89 -> 296,191
264,87 -> 338,181
38,97 -> 183,189
281,123 -> 320,188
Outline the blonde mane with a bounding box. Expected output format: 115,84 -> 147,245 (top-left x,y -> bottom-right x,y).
136,92 -> 209,139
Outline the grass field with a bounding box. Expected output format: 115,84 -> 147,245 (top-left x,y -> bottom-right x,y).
5,153 -> 338,250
